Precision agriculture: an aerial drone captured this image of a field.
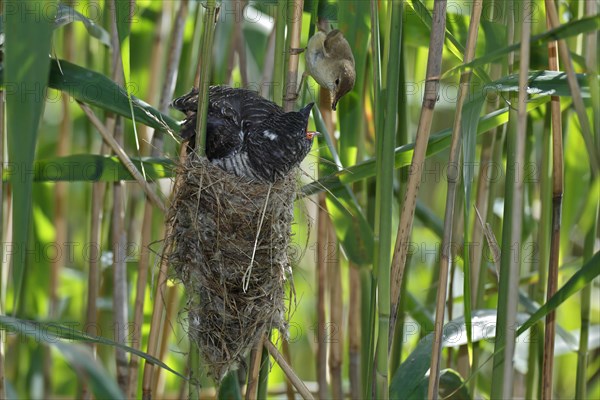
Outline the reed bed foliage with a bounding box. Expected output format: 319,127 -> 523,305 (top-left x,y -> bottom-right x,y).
0,0 -> 598,398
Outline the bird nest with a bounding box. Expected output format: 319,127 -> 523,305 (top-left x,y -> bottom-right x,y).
166,155 -> 297,380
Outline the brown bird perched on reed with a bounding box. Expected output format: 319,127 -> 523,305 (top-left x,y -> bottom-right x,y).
305,29 -> 356,110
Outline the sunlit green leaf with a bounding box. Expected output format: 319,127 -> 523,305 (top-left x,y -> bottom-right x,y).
54,3 -> 111,47
517,251 -> 600,336
46,59 -> 180,132
302,96 -> 550,197
1,154 -> 176,182
0,315 -> 186,381
444,15 -> 600,76
486,70 -> 593,98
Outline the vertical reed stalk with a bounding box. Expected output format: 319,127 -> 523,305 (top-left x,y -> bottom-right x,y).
194,0 -> 218,156
112,119 -> 129,393
138,4 -> 168,155
106,1 -> 130,392
388,0 -> 447,349
142,1 -> 202,392
544,1 -> 599,177
541,2 -> 564,397
374,1 -> 403,398
576,205 -> 597,399
152,286 -> 180,397
365,2 -> 381,398
328,226 -> 343,399
85,5 -> 121,392
246,335 -> 264,400
45,9 -> 74,396
283,0 -> 304,112
187,5 -> 218,394
491,1 -> 531,397
427,3 -> 482,397
0,43 -> 5,398
257,345 -> 270,399
349,264 -> 361,399
471,62 -> 502,306
528,110 -> 552,400
576,2 -> 598,397
316,194 -> 329,399
272,0 -> 287,104
128,2 -> 188,397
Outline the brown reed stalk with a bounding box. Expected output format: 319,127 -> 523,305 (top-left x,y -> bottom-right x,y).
427,3 -> 483,398
246,335 -> 264,400
138,4 -> 168,155
152,285 -> 180,397
283,0 -> 304,112
348,264 -> 361,399
316,193 -> 329,399
388,0 -> 447,346
125,4 -> 170,389
0,74 -> 6,400
141,219 -> 177,399
329,231 -> 343,400
576,2 -> 598,398
265,340 -> 314,400
496,2 -> 531,397
77,104 -> 167,212
44,10 -> 75,397
127,2 -> 189,397
541,1 -> 564,398
545,1 -> 599,177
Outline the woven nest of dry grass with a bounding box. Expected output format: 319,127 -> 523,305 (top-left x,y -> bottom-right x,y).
166,155 -> 297,380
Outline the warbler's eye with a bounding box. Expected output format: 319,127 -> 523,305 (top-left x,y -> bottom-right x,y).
335,78 -> 340,86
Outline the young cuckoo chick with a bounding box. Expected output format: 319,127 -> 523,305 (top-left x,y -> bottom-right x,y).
172,86 -> 316,183
305,29 -> 356,110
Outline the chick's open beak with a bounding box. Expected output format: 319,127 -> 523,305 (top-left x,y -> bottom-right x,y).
306,130 -> 320,139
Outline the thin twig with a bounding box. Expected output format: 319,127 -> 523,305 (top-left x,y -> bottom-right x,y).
265,340 -> 314,400
77,102 -> 167,213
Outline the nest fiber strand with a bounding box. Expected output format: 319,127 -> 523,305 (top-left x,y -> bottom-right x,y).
167,156 -> 296,379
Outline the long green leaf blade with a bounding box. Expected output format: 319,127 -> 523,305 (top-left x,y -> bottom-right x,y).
444,15 -> 600,76
0,315 -> 187,380
46,59 -> 179,132
5,0 -> 56,310
302,97 -> 550,196
1,155 -> 176,182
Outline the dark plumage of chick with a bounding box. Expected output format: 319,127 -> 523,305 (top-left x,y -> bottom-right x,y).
305,29 -> 356,110
172,86 -> 316,183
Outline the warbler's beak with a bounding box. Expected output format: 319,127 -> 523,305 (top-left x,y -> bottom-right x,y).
306,130 -> 320,139
331,91 -> 341,111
